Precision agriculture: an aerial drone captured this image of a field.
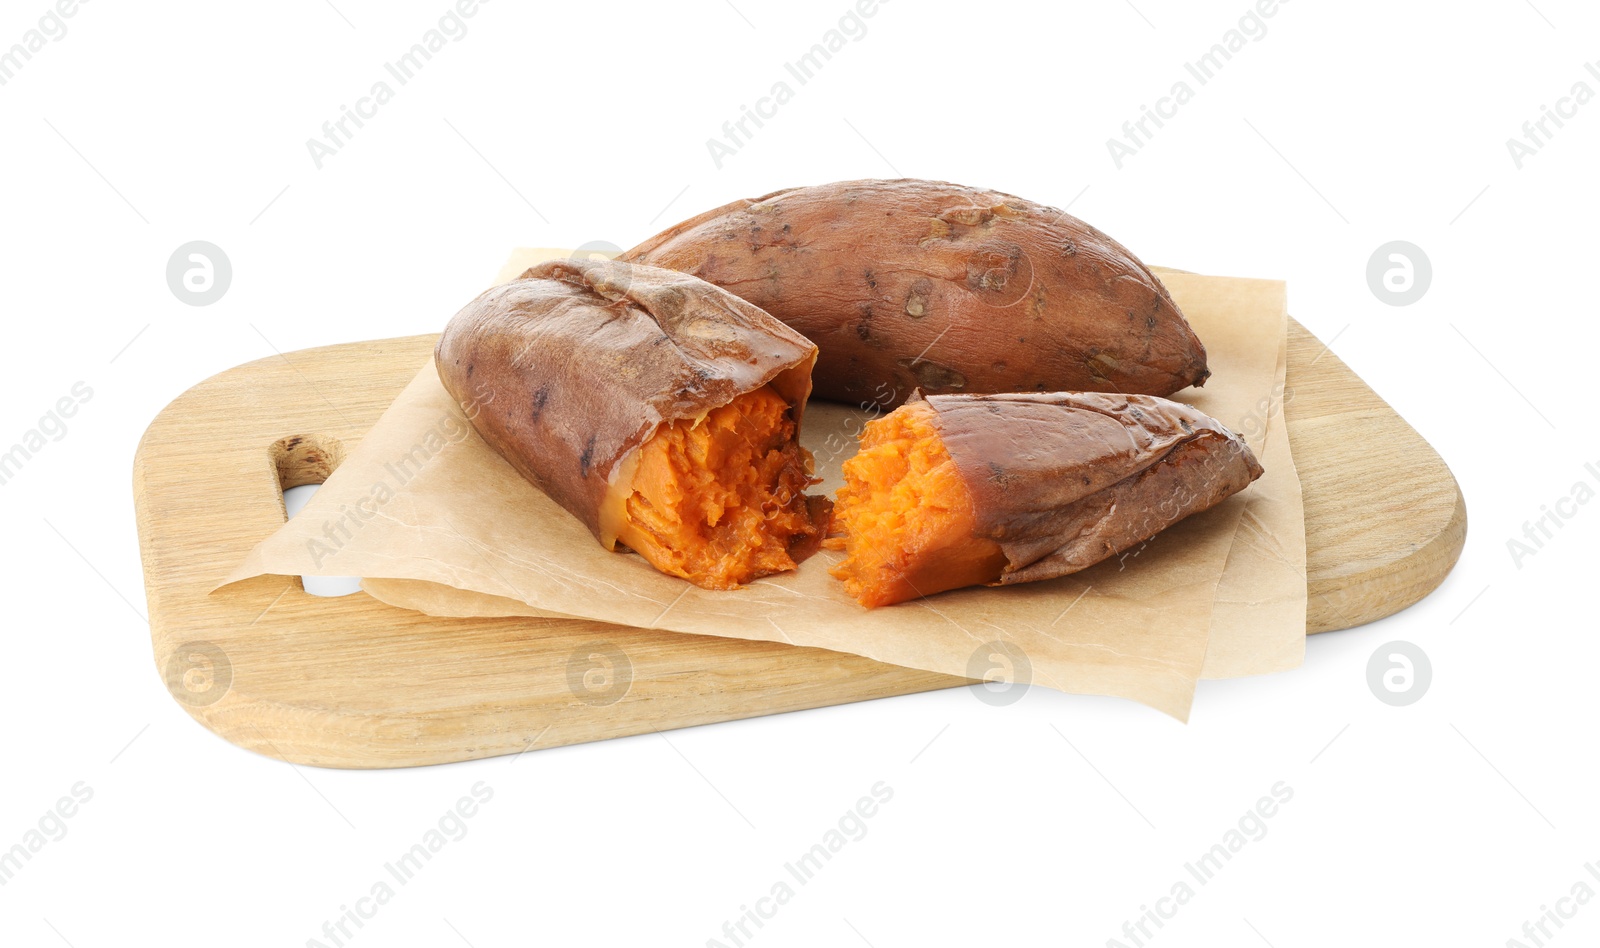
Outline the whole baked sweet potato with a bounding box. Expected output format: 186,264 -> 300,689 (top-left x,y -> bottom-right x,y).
435,258 -> 828,590
826,392 -> 1262,607
622,179 -> 1209,408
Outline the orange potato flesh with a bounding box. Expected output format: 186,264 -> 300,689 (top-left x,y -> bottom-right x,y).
825,402 -> 1007,607
616,385 -> 820,590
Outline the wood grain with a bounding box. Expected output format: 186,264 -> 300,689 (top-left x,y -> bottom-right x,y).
133,322 -> 1465,767
1285,325 -> 1467,633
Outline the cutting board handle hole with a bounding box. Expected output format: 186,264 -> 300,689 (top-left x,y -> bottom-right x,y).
272,435 -> 362,597
271,434 -> 347,489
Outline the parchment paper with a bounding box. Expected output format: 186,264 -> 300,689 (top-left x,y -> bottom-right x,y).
221,257 -> 1305,719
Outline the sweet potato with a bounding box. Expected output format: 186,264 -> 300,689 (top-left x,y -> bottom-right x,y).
435,258 -> 827,590
622,178 -> 1209,408
826,392 -> 1262,607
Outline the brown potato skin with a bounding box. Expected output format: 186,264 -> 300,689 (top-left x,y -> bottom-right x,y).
622,179 -> 1209,408
921,392 -> 1262,585
434,258 -> 819,549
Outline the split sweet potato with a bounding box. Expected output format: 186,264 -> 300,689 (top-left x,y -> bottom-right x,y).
622,178 -> 1209,408
826,392 -> 1262,607
435,258 -> 827,590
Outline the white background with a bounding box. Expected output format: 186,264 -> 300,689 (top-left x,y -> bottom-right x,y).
1,1 -> 1595,945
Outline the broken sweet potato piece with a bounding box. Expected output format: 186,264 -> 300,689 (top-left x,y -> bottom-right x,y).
435,257 -> 826,590
617,384 -> 823,589
827,392 -> 1263,607
824,400 -> 1007,607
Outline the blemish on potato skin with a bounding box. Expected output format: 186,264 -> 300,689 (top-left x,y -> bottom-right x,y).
1146,294 -> 1170,328
939,205 -> 994,227
920,219 -> 953,245
965,245 -> 1024,294
898,358 -> 967,391
855,302 -> 874,342
904,277 -> 933,317
578,434 -> 598,478
985,461 -> 1015,488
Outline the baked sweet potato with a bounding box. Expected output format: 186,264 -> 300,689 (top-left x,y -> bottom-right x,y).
622,178 -> 1209,408
826,392 -> 1262,607
435,258 -> 827,590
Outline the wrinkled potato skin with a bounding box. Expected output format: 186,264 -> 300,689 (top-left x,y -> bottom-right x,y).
921,392 -> 1261,584
622,179 -> 1209,408
434,258 -> 818,548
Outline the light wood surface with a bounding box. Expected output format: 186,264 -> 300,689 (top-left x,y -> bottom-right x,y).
133,322 -> 1465,768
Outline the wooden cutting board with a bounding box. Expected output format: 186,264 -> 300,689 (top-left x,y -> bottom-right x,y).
133,299 -> 1465,769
